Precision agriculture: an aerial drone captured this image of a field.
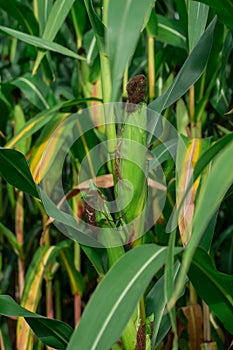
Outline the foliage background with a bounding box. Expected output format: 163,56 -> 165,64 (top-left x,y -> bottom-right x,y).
0,0 -> 232,349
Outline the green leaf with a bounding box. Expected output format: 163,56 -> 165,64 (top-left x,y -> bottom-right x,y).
6,99 -> 95,150
155,14 -> 187,49
0,0 -> 39,35
106,0 -> 155,100
83,0 -> 105,51
0,26 -> 85,61
0,148 -> 39,198
146,261 -> 184,348
149,16 -> 217,113
33,0 -> 76,72
0,222 -> 20,254
188,0 -> 209,52
171,136 -> 233,307
71,0 -> 87,42
0,320 -> 13,350
193,0 -> 233,31
168,133 -> 233,233
35,0 -> 53,34
0,295 -> 73,349
12,74 -> 51,110
60,249 -> 86,295
189,248 -> 233,334
67,244 -> 182,350
17,246 -> 62,349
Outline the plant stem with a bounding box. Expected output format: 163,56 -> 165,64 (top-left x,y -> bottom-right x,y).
74,293 -> 81,326
46,275 -> 54,319
189,85 -> 195,137
202,301 -> 211,342
102,0 -> 109,26
15,191 -> 25,298
54,279 -> 62,320
74,241 -> 81,326
148,35 -> 155,101
189,282 -> 197,305
123,64 -> 128,98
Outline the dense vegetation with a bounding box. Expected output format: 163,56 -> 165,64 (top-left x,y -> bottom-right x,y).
0,0 -> 232,349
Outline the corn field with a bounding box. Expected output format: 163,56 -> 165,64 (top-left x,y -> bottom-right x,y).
0,0 -> 233,349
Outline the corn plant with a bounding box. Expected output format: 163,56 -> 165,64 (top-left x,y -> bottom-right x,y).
0,0 -> 233,349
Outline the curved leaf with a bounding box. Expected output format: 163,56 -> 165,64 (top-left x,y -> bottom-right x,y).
0,148 -> 39,198
149,16 -> 217,114
171,137 -> 233,307
0,0 -> 39,35
33,0 -> 76,72
189,248 -> 233,334
17,246 -> 59,349
188,0 -> 209,51
193,0 -> 233,31
0,26 -> 85,61
67,244 -> 182,350
0,295 -> 73,350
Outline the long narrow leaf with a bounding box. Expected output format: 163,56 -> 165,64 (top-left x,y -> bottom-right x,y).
0,0 -> 39,35
106,0 -> 155,100
149,17 -> 216,114
0,26 -> 85,61
170,138 -> 233,307
0,295 -> 73,349
67,244 -> 182,350
17,246 -> 61,349
0,148 -> 39,198
189,247 -> 233,334
193,0 -> 233,31
188,0 -> 209,51
33,0 -> 76,72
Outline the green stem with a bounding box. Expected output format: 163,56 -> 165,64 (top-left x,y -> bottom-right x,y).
102,0 -> 109,26
123,64 -> 129,98
54,279 -> 62,320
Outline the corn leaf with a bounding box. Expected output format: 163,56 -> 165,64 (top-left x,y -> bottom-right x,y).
189,247 -> 233,334
149,16 -> 216,114
67,244 -> 182,350
33,0 -> 76,72
0,295 -> 73,349
0,26 -> 85,61
193,0 -> 233,31
0,148 -> 39,198
170,137 -> 233,307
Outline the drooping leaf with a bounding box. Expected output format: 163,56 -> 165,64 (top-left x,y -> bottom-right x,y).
0,0 -> 39,35
0,26 -> 85,61
189,247 -> 233,334
0,148 -> 39,198
33,0 -> 76,72
12,74 -> 51,110
0,295 -> 73,350
147,13 -> 187,50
